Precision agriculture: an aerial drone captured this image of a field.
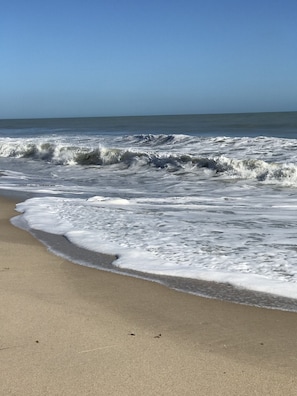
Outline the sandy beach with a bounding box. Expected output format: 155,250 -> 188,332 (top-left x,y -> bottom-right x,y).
1,196 -> 297,395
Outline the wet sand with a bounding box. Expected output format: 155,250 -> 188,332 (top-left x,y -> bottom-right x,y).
31,228 -> 297,312
1,196 -> 297,395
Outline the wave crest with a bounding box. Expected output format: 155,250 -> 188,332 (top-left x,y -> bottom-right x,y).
1,139 -> 297,186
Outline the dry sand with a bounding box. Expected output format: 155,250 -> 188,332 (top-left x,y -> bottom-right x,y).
1,196 -> 297,395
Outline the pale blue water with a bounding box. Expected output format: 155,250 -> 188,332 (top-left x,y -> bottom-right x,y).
1,112 -> 297,307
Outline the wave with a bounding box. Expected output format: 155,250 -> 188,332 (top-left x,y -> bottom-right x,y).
1,139 -> 297,186
118,133 -> 192,146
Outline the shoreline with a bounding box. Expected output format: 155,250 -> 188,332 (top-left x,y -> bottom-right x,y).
8,187 -> 297,312
25,229 -> 297,312
2,195 -> 297,394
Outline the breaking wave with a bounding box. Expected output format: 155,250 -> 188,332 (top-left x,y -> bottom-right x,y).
1,138 -> 297,186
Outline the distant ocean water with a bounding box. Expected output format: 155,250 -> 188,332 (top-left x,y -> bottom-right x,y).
1,112 -> 297,308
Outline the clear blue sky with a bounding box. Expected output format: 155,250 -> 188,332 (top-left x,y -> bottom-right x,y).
1,0 -> 297,119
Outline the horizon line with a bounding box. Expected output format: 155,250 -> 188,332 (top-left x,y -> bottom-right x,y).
1,109 -> 297,122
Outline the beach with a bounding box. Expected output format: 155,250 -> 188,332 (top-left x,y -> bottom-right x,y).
1,195 -> 297,395
3,115 -> 297,303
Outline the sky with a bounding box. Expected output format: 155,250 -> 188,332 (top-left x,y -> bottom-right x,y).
1,0 -> 297,119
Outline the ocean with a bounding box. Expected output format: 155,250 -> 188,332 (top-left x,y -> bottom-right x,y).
1,112 -> 297,310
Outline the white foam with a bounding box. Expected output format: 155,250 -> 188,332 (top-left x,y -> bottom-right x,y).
14,194 -> 297,300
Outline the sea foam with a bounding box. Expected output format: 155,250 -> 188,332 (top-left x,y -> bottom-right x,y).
13,194 -> 297,300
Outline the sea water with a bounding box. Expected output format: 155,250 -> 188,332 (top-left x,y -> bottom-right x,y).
1,112 -> 297,305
